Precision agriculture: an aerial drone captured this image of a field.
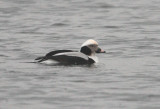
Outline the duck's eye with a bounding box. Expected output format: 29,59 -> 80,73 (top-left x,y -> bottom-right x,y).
90,45 -> 97,47
90,45 -> 94,47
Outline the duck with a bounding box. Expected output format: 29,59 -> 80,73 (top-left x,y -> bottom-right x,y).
35,39 -> 105,65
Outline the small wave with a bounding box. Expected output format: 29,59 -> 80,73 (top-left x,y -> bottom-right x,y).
0,54 -> 9,57
103,26 -> 119,28
98,3 -> 114,9
51,23 -> 68,27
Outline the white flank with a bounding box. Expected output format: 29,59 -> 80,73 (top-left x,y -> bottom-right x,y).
40,59 -> 58,65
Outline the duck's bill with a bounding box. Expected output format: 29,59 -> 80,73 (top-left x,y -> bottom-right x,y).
96,47 -> 106,53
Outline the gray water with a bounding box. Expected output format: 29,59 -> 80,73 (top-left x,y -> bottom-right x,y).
1,0 -> 160,109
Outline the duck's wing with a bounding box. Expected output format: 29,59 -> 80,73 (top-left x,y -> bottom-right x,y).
35,50 -> 76,62
51,52 -> 95,65
45,50 -> 76,56
47,55 -> 89,65
38,52 -> 93,65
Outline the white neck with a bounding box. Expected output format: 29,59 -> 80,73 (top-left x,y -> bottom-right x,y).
89,54 -> 98,63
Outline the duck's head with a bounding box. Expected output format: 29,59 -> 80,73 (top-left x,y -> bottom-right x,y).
80,39 -> 105,56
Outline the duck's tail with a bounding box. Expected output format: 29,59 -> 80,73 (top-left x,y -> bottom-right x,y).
35,56 -> 46,62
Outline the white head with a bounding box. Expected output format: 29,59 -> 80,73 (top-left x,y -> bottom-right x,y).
80,39 -> 105,56
81,39 -> 98,47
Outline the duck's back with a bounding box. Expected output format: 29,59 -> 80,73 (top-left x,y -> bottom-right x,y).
36,51 -> 95,65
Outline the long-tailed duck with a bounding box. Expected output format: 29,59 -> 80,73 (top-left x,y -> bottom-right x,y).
35,39 -> 105,65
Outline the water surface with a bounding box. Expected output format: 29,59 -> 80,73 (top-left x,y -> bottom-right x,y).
0,0 -> 160,109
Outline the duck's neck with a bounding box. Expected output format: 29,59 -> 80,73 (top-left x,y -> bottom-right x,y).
89,54 -> 98,63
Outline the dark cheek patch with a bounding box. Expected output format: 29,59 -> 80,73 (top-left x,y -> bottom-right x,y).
80,46 -> 92,55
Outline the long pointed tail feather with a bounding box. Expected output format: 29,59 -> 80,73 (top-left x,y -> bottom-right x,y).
35,56 -> 46,62
35,56 -> 44,60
